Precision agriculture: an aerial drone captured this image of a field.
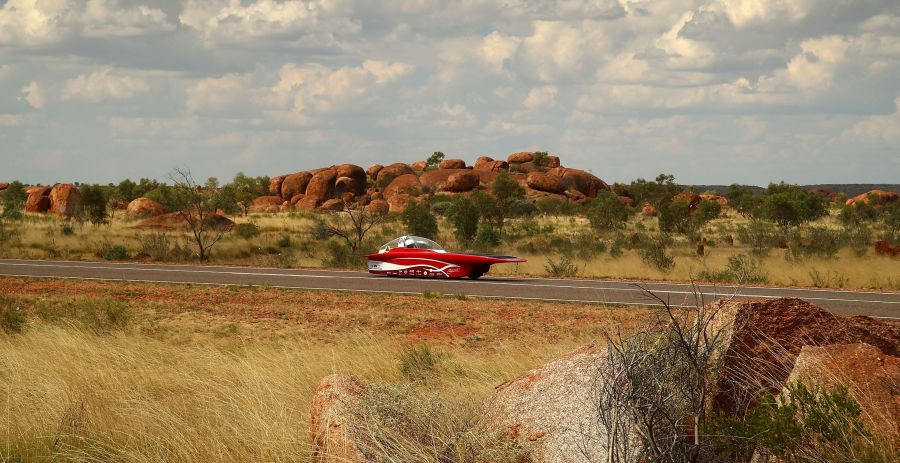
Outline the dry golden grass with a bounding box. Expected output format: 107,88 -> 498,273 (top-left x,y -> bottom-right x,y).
0,277 -> 655,462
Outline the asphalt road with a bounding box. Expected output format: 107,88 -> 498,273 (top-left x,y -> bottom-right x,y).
0,259 -> 898,319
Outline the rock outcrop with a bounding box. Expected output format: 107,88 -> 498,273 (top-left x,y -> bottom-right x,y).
383,174 -> 422,198
549,167 -> 609,198
320,199 -> 345,212
708,297 -> 900,417
526,172 -> 566,194
846,189 -> 900,207
335,164 -> 367,196
368,199 -> 389,215
281,172 -> 313,200
125,198 -> 165,220
441,171 -> 479,192
0,182 -> 8,191
641,204 -> 657,217
306,168 -> 338,203
249,195 -> 283,213
410,161 -> 427,171
485,344 -> 608,463
785,343 -> 899,445
310,374 -> 368,463
25,186 -> 52,213
132,212 -> 235,231
269,175 -> 287,195
377,163 -> 414,182
366,164 -> 383,180
438,159 -> 466,170
508,152 -> 534,164
474,156 -> 508,172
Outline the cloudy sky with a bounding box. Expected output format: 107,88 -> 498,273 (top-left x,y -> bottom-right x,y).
1,0 -> 899,186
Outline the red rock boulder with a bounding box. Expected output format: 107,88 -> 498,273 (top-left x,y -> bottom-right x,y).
25,186 -> 52,213
699,193 -> 728,206
48,183 -> 81,217
441,171 -> 480,192
0,182 -> 8,191
320,199 -> 345,212
126,197 -> 165,220
281,172 -> 313,200
335,164 -> 367,196
290,194 -> 305,205
546,155 -> 560,168
410,160 -> 427,171
846,189 -> 900,207
306,168 -> 338,203
269,175 -> 287,196
474,156 -> 508,172
368,199 -> 389,215
548,167 -> 609,198
296,196 -> 321,211
617,196 -> 634,207
376,163 -> 414,182
366,164 -> 383,180
672,192 -> 701,210
387,194 -> 424,214
709,298 -> 900,418
438,159 -> 466,170
249,195 -> 283,213
786,343 -> 899,445
641,204 -> 657,217
383,174 -> 422,198
507,151 -> 534,163
526,172 -> 566,194
874,240 -> 899,257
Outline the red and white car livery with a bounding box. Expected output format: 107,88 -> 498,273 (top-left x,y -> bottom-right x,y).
366,236 -> 525,279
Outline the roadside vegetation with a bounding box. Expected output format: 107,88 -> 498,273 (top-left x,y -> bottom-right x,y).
1,173 -> 898,290
0,277 -> 650,461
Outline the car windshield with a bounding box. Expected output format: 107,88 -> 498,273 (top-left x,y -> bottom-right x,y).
378,236 -> 444,252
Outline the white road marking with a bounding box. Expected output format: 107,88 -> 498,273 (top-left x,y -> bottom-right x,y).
1,272 -> 898,321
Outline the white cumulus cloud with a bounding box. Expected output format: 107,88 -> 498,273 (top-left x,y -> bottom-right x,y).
62,68 -> 150,102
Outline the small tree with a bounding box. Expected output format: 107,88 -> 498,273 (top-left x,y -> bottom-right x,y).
629,174 -> 681,208
447,196 -> 480,247
756,183 -> 827,231
401,201 -> 438,239
491,171 -> 525,236
321,201 -> 388,251
425,151 -> 445,169
116,179 -> 137,202
532,151 -> 549,167
587,191 -> 630,231
168,167 -> 235,261
79,184 -> 109,225
1,181 -> 26,221
228,172 -> 270,216
882,201 -> 900,240
658,200 -> 692,234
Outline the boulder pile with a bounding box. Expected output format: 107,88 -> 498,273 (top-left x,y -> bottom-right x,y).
255,153 -> 609,214
845,189 -> 900,207
24,183 -> 81,217
309,298 -> 900,462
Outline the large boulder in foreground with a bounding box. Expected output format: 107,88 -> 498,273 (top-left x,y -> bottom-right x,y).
485,344 -> 607,463
126,198 -> 165,220
708,297 -> 900,417
786,343 -> 899,445
269,175 -> 287,196
335,164 -> 367,196
310,374 -> 367,463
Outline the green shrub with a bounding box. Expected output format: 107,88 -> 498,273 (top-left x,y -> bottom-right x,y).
447,197 -> 480,246
276,235 -> 292,248
37,297 -> 131,334
399,344 -> 448,382
235,222 -> 261,239
544,254 -> 579,277
638,233 -> 675,272
401,201 -> 438,240
61,223 -> 75,236
431,201 -> 453,216
473,224 -> 500,250
587,191 -> 631,230
322,240 -> 359,268
698,254 -> 767,284
736,219 -> 782,255
707,383 -> 884,463
101,243 -> 130,261
0,296 -> 26,334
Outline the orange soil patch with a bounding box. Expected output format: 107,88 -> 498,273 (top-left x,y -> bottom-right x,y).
0,277 -> 656,346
